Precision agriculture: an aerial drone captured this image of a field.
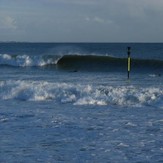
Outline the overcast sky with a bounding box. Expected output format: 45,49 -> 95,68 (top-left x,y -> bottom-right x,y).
0,0 -> 163,42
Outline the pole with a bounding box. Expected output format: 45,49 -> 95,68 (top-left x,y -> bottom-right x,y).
127,47 -> 131,79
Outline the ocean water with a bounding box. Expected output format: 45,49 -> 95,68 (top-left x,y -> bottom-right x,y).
0,43 -> 163,163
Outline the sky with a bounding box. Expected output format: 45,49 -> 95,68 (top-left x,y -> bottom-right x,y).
0,0 -> 163,42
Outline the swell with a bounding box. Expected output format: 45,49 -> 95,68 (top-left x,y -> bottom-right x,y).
57,55 -> 163,72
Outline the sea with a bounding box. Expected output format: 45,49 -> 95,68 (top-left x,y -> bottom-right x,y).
0,43 -> 163,163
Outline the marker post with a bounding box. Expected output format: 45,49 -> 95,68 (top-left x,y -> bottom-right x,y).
127,47 -> 131,79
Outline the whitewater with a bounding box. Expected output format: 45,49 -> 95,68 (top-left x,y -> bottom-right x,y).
0,43 -> 163,163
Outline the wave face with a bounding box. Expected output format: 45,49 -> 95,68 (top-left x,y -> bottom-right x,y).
0,80 -> 162,108
57,55 -> 163,72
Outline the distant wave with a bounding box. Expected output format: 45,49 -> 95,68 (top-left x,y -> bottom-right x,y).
0,80 -> 163,108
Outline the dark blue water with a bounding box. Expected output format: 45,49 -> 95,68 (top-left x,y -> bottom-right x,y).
0,43 -> 163,163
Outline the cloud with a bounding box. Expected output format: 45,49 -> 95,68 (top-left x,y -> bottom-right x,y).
0,15 -> 17,30
85,16 -> 113,25
93,17 -> 105,23
45,0 -> 98,6
85,17 -> 105,23
1,0 -> 163,42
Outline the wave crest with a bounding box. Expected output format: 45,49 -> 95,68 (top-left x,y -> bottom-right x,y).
0,54 -> 58,67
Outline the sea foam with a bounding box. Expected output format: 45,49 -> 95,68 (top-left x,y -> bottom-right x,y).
0,54 -> 58,67
0,80 -> 162,107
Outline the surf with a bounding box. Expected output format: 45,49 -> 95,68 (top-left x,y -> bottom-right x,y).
0,53 -> 58,67
0,80 -> 162,108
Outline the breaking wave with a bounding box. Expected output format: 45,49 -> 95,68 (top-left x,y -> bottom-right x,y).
0,54 -> 59,67
1,53 -> 163,72
0,80 -> 162,108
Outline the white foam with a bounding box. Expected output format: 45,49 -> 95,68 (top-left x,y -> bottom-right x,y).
0,54 -> 57,67
0,80 -> 162,107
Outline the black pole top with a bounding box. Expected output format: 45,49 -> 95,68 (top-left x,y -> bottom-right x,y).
127,47 -> 131,52
127,47 -> 131,55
